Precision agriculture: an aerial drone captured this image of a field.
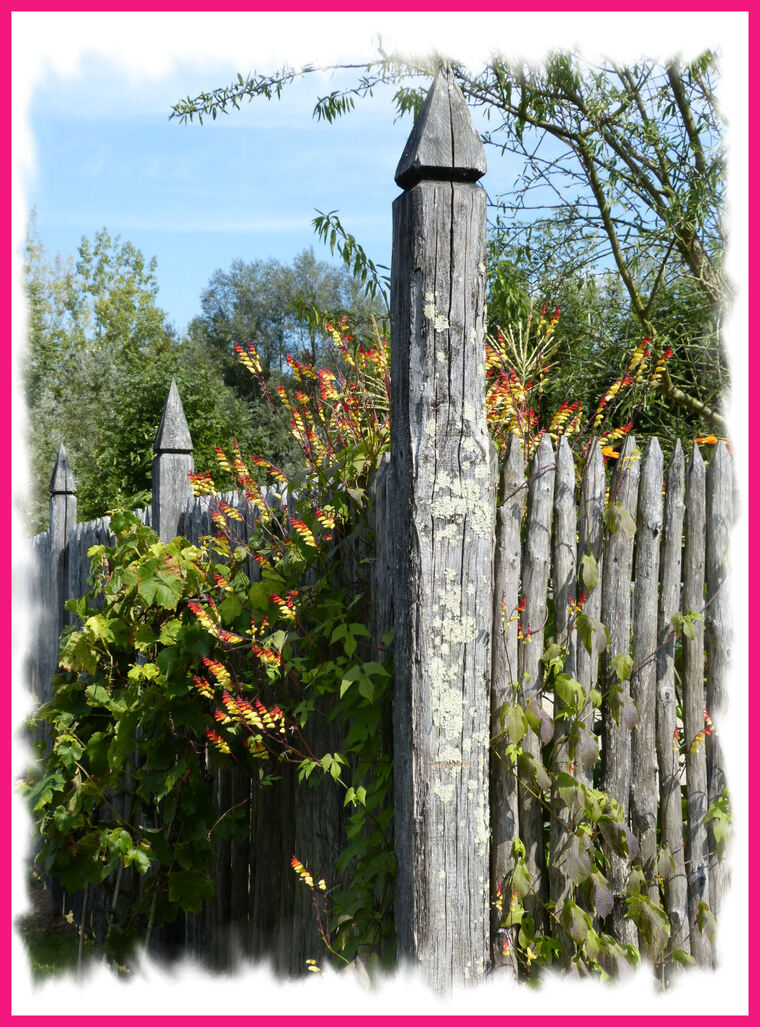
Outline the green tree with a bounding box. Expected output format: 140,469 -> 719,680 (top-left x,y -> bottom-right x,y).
187,247 -> 380,381
23,221 -> 258,533
171,48 -> 728,432
185,247 -> 383,483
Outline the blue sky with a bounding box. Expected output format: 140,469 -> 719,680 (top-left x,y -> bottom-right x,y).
24,57 -> 411,336
14,11 -> 749,340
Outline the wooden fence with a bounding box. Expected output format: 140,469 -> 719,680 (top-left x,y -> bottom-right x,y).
23,65 -> 734,989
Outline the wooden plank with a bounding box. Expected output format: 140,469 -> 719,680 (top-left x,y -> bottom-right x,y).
549,435 -> 578,965
390,65 -> 493,990
600,434 -> 640,947
705,442 -> 733,919
575,439 -> 605,787
682,443 -> 712,966
656,442 -> 689,956
152,380 -> 194,543
552,436 -> 578,676
229,766 -> 251,964
490,433 -> 526,972
629,438 -> 664,955
369,453 -> 393,658
212,765 -> 232,967
517,433 -> 555,934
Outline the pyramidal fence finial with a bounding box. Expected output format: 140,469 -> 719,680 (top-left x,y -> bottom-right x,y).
394,64 -> 486,190
154,378 -> 193,454
50,443 -> 77,496
152,380 -> 194,543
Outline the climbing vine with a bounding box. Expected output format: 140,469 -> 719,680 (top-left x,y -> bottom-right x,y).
25,307 -> 728,980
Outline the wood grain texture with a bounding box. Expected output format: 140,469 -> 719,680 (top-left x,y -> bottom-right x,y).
395,65 -> 486,189
705,442 -> 733,918
391,81 -> 493,986
600,434 -> 640,947
517,433 -> 555,934
656,442 -> 688,955
682,444 -> 712,966
490,433 -> 526,972
576,439 -> 605,788
548,435 -> 578,964
629,437 -> 664,934
152,381 -> 194,543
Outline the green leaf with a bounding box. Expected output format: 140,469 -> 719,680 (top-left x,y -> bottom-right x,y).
599,815 -> 638,860
85,684 -> 111,708
625,867 -> 645,897
340,665 -> 361,698
270,629 -> 287,651
506,703 -> 529,744
625,894 -> 670,955
55,736 -> 84,770
671,948 -> 696,968
138,572 -> 183,610
86,731 -> 109,775
583,928 -> 600,961
168,869 -> 215,912
554,673 -> 586,712
26,771 -> 66,812
611,653 -> 633,682
512,860 -> 532,901
517,912 -> 535,948
219,595 -> 243,623
554,772 -> 585,820
564,900 -> 591,945
357,676 -> 374,702
517,751 -> 551,793
540,642 -> 564,667
361,661 -> 390,678
52,805 -> 72,833
158,618 -> 183,645
576,610 -> 609,658
605,502 -> 637,538
580,553 -> 599,593
84,613 -> 115,643
129,844 -> 151,875
589,871 -> 614,919
108,711 -> 139,773
697,902 -> 717,943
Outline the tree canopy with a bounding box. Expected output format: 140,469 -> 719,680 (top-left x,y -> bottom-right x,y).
23,222 -> 258,533
187,246 -> 380,382
171,48 -> 729,434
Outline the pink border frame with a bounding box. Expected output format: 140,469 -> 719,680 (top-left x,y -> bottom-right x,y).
7,3 -> 752,1023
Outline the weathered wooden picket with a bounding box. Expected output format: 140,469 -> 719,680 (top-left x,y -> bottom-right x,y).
24,65 -> 734,989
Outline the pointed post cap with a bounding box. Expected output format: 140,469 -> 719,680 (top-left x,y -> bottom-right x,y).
395,64 -> 486,190
154,379 -> 193,454
50,443 -> 76,495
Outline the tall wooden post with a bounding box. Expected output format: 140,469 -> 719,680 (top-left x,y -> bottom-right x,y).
48,444 -> 77,684
152,380 -> 194,543
390,65 -> 494,990
705,442 -> 732,919
600,434 -> 640,947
